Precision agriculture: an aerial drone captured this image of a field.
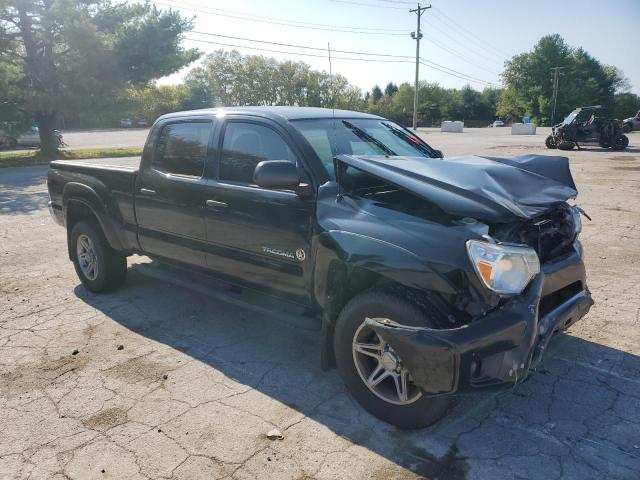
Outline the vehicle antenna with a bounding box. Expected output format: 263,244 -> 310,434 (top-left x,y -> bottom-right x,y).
328,42 -> 335,118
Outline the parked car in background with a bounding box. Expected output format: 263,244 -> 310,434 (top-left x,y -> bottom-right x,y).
120,118 -> 149,128
622,110 -> 640,133
47,106 -> 592,429
488,120 -> 505,128
0,126 -> 64,150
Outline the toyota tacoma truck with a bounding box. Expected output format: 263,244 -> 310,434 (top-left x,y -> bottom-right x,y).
47,107 -> 593,428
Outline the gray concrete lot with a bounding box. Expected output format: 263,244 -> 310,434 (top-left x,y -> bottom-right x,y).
4,128 -> 150,153
60,128 -> 150,149
1,129 -> 639,479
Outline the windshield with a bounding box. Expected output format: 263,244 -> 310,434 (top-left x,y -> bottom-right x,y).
291,118 -> 438,178
562,110 -> 580,125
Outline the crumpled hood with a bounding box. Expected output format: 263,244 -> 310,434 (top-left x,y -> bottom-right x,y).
335,153 -> 577,223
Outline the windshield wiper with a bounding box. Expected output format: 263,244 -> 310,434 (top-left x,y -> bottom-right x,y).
380,121 -> 438,157
342,120 -> 396,156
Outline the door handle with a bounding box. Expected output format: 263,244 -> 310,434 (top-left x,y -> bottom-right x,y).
139,188 -> 156,197
205,199 -> 228,210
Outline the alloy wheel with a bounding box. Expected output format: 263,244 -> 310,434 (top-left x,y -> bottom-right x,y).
352,320 -> 422,405
76,234 -> 99,281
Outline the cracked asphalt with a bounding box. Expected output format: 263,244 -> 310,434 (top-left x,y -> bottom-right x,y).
1,129 -> 639,479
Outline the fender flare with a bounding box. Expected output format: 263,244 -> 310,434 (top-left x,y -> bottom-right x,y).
313,230 -> 461,370
313,230 -> 459,311
63,182 -> 126,256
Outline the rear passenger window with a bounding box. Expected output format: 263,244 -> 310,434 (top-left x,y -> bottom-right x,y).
220,122 -> 297,184
153,122 -> 212,177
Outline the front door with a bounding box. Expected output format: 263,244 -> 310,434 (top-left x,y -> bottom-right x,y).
135,119 -> 215,266
203,118 -> 315,303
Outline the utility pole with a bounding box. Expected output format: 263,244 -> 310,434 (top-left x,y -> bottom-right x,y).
410,4 -> 431,130
550,67 -> 564,126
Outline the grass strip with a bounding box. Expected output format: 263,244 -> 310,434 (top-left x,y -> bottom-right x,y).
0,147 -> 143,168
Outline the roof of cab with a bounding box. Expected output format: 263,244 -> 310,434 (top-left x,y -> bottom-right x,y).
157,106 -> 384,122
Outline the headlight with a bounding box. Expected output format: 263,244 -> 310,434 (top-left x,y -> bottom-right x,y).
466,240 -> 540,295
570,205 -> 582,236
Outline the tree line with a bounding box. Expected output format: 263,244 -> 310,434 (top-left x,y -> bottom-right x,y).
82,36 -> 637,131
1,1 -> 639,156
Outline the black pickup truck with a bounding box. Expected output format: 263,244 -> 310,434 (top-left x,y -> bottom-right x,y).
48,107 -> 593,428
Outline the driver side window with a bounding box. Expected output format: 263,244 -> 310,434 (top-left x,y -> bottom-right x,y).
219,122 -> 297,185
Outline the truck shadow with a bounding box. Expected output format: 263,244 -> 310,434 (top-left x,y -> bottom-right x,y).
75,260 -> 640,479
0,165 -> 49,215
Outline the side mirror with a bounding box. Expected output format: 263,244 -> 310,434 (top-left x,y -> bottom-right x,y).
433,149 -> 444,158
253,160 -> 300,190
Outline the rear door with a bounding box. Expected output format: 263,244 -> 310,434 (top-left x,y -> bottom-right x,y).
202,117 -> 315,303
135,118 -> 215,266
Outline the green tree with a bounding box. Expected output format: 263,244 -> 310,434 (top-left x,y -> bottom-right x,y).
612,92 -> 640,120
184,50 -> 363,110
371,85 -> 383,103
384,82 -> 398,97
499,34 -> 626,124
0,0 -> 199,156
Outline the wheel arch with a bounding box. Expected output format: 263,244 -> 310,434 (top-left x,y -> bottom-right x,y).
313,230 -> 459,370
63,183 -> 126,259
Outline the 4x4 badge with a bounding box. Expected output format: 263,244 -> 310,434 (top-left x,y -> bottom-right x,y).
296,249 -> 306,262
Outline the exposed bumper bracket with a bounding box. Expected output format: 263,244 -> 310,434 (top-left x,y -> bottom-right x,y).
366,274 -> 593,395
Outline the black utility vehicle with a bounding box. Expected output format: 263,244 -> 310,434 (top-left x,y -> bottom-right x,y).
545,105 -> 629,150
48,107 -> 593,428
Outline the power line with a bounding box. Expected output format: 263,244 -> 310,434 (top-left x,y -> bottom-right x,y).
327,0 -> 408,9
153,0 -> 407,35
369,0 -> 416,5
184,36 -> 498,86
419,60 -> 497,86
153,0 -> 503,83
421,32 -> 501,76
191,31 -> 414,59
431,8 -> 510,58
187,32 -> 497,84
423,18 -> 504,65
184,37 -> 415,63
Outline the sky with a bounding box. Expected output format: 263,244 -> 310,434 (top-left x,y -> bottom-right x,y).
150,0 -> 640,94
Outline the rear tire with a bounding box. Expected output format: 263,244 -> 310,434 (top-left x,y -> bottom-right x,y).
545,135 -> 557,149
611,134 -> 628,151
334,290 -> 451,429
70,220 -> 127,293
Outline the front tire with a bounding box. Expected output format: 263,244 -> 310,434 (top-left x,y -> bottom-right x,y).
71,220 -> 127,293
334,290 -> 451,429
545,135 -> 557,149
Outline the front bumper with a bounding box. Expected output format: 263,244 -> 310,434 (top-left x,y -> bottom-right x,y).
367,248 -> 593,395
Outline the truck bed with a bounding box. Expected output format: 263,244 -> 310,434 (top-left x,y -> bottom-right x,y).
47,159 -> 141,253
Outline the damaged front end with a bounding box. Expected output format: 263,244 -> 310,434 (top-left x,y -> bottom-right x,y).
366,204 -> 594,396
331,152 -> 593,396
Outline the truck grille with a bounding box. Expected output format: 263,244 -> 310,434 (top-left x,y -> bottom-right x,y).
492,204 -> 579,264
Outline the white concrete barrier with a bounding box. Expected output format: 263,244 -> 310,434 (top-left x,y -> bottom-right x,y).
440,121 -> 464,133
511,123 -> 537,135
